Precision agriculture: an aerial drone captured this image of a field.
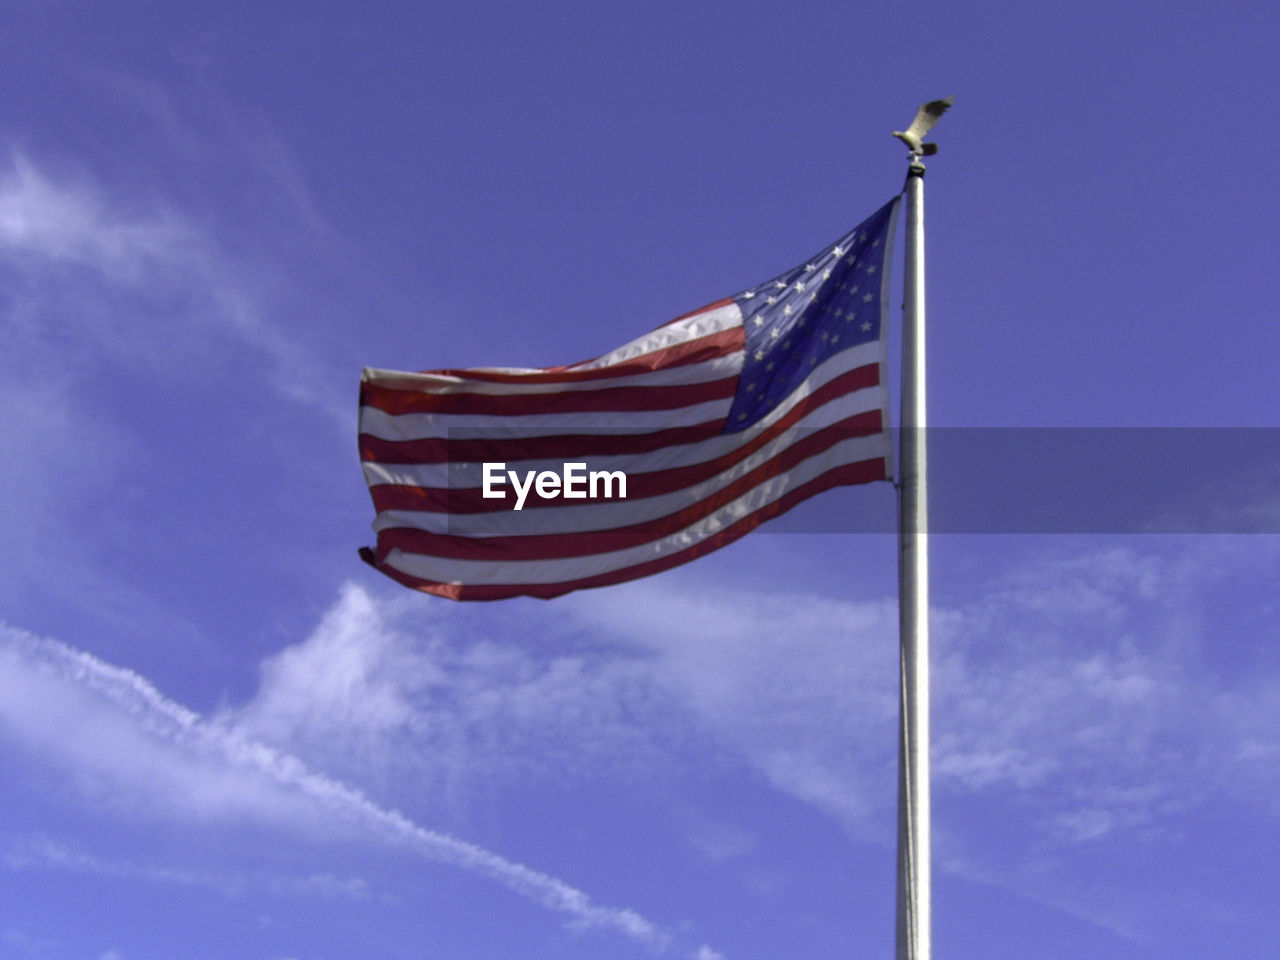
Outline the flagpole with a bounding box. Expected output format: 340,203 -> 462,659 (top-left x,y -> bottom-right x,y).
895,154 -> 931,960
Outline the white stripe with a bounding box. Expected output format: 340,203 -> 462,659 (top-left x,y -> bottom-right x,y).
380,434 -> 881,586
364,349 -> 744,399
359,339 -> 880,443
568,301 -> 741,371
361,302 -> 742,391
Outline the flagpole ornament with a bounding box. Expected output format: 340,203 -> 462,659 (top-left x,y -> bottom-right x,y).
892,96 -> 954,165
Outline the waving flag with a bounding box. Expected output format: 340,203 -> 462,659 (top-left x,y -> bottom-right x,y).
359,197 -> 900,600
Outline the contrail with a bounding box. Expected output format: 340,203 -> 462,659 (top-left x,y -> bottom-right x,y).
0,626 -> 679,952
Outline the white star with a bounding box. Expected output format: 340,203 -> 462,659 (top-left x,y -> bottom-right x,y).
746,382 -> 757,392
774,280 -> 786,289
872,237 -> 881,247
819,330 -> 830,341
861,321 -> 872,331
742,290 -> 755,299
765,296 -> 778,306
865,264 -> 877,275
863,293 -> 874,303
832,245 -> 846,258
770,327 -> 781,339
765,361 -> 776,371
793,281 -> 806,293
782,304 -> 793,316
850,285 -> 860,295
754,349 -> 765,361
831,333 -> 840,343
822,268 -> 832,280
804,263 -> 816,272
753,316 -> 765,327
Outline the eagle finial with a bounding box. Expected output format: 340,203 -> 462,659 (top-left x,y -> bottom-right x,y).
892,97 -> 954,158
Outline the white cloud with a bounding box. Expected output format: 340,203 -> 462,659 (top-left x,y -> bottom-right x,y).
7,539 -> 1274,956
232,584 -> 687,814
0,148 -> 358,650
100,72 -> 335,239
532,538 -> 1280,949
3,928 -> 58,955
566,584 -> 902,829
234,550 -> 1280,863
0,153 -> 196,279
683,816 -> 758,864
0,628 -> 311,827
0,620 -> 674,953
287,543 -> 1280,858
238,583 -> 436,747
927,540 -> 1280,845
0,150 -> 347,427
3,833 -> 372,903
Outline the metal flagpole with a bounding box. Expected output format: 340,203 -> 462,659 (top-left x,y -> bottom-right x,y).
895,153 -> 931,960
892,93 -> 949,959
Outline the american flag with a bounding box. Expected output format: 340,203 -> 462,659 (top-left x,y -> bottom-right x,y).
359,197 -> 899,600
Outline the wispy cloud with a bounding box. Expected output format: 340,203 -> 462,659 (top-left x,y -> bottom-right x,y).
0,620 -> 674,953
932,540 -> 1280,833
7,538 -> 1272,953
233,583 -> 689,814
0,149 -> 347,427
0,153 -> 194,278
100,70 -> 336,239
3,833 -> 371,902
230,547 -> 1280,867
3,927 -> 58,956
561,541 -> 1280,848
567,584 -> 902,829
0,146 -> 359,652
553,540 -> 1280,940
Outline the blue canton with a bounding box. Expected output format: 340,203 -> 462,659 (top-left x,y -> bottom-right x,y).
724,199 -> 895,433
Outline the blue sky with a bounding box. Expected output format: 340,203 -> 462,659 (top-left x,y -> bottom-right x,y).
1,2 -> 1278,959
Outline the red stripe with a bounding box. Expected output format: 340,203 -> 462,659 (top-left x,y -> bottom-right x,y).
365,461 -> 884,601
373,434 -> 885,561
362,362 -> 880,491
369,404 -> 883,514
387,321 -> 743,386
362,374 -> 738,417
